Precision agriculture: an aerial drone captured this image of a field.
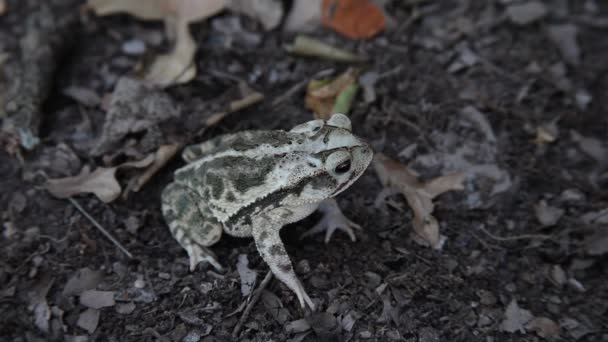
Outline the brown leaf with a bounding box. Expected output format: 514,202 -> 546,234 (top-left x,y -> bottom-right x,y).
526,317 -> 560,339
305,68 -> 357,120
46,156 -> 154,203
0,0 -> 6,16
321,0 -> 385,39
373,153 -> 464,249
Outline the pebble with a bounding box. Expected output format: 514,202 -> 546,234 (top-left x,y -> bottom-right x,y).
121,39 -> 146,55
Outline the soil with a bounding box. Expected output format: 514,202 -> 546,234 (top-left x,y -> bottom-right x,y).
1,1 -> 607,341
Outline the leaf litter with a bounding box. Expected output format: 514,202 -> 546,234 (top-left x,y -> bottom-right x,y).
236,254 -> 257,297
45,155 -> 154,203
305,68 -> 359,120
374,153 -> 465,249
87,0 -> 283,87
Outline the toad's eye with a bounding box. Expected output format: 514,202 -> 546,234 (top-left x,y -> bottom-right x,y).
312,126 -> 321,132
335,160 -> 351,174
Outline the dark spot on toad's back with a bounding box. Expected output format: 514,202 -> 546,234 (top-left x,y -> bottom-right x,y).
205,173 -> 224,199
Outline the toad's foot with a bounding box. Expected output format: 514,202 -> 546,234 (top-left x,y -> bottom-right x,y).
300,199 -> 361,243
185,243 -> 224,272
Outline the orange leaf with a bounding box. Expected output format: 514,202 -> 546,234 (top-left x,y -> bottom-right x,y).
321,0 -> 385,39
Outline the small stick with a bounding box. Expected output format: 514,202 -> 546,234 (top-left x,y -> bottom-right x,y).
232,270 -> 273,337
68,197 -> 134,259
477,225 -> 553,242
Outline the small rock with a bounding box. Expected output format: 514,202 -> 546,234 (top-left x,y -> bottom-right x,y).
506,1 -> 547,25
560,189 -> 585,202
79,290 -> 115,309
158,272 -> 171,280
477,290 -> 497,306
115,302 -> 135,314
575,89 -> 592,111
121,39 -> 146,55
123,216 -> 141,235
534,200 -> 564,227
62,268 -> 103,297
549,265 -> 567,287
76,308 -> 100,334
547,24 -> 580,66
359,330 -> 372,338
134,277 -> 145,289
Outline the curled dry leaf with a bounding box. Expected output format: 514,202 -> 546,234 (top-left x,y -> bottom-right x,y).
305,68 -> 358,120
373,153 -> 465,249
321,0 -> 385,39
45,155 -> 154,203
129,143 -> 182,192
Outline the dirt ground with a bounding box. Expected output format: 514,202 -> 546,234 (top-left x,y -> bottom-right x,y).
1,0 -> 607,341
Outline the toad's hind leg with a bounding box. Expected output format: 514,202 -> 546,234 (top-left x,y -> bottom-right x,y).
161,183 -> 223,271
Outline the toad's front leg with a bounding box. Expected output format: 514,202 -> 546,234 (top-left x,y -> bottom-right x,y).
252,214 -> 316,311
300,199 -> 361,243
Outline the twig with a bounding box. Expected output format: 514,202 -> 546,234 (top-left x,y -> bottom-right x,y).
68,197 -> 134,259
477,225 -> 553,242
232,270 -> 273,337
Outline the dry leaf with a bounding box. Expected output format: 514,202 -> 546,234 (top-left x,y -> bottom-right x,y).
92,77 -> 180,156
321,0 -> 385,39
306,68 -> 358,120
284,0 -> 322,32
373,153 -> 465,249
46,156 -> 154,203
230,0 -> 283,31
0,0 -> 6,16
236,254 -> 257,297
88,0 -> 228,87
526,317 -> 560,339
130,143 -> 182,192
